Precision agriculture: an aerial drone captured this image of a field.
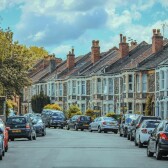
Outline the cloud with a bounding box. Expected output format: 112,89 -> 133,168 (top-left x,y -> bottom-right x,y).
15,0 -> 108,46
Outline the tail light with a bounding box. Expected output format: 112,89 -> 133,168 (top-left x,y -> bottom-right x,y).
102,121 -> 106,125
141,129 -> 147,134
160,133 -> 168,140
26,124 -> 30,129
6,127 -> 10,131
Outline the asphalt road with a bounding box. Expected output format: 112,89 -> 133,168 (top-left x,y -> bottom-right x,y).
1,128 -> 168,168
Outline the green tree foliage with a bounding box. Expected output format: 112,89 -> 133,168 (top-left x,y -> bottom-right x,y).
44,104 -> 62,111
31,91 -> 50,113
67,105 -> 82,118
0,28 -> 48,96
145,94 -> 153,116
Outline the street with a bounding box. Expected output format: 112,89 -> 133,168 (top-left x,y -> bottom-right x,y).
1,128 -> 168,168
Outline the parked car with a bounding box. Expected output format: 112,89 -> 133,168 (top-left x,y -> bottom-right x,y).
147,120 -> 168,160
119,114 -> 139,137
0,128 -> 4,160
41,109 -> 53,127
48,111 -> 66,129
6,116 -> 36,141
135,119 -> 160,148
131,115 -> 161,145
89,117 -> 118,133
32,118 -> 46,136
67,115 -> 91,131
0,118 -> 9,152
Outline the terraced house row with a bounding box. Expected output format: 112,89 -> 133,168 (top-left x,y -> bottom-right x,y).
22,29 -> 168,119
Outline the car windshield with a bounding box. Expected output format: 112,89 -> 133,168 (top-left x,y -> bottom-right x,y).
9,117 -> 26,124
80,116 -> 91,121
103,117 -> 116,121
145,121 -> 160,128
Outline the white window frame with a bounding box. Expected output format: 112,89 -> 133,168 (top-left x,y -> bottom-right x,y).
128,74 -> 133,92
72,80 -> 76,95
81,81 -> 86,95
160,70 -> 165,90
136,75 -> 140,92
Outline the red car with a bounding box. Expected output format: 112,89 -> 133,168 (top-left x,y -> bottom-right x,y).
0,118 -> 9,152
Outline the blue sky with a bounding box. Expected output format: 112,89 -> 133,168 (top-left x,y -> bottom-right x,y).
0,0 -> 168,60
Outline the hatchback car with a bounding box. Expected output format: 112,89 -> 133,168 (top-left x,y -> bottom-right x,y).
147,120 -> 168,160
6,116 -> 36,141
132,115 -> 161,145
89,117 -> 118,133
135,119 -> 160,148
32,118 -> 46,136
67,115 -> 91,131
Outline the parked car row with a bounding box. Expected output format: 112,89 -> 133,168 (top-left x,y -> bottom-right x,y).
0,113 -> 47,161
118,114 -> 168,160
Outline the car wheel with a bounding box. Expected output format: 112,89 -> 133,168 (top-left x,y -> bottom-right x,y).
81,129 -> 84,131
104,130 -> 108,133
10,138 -> 14,141
66,125 -> 70,130
74,125 -> 78,131
2,150 -> 5,156
130,134 -> 134,141
124,129 -> 127,137
54,126 -> 57,129
98,126 -> 101,133
0,154 -> 2,160
134,139 -> 138,146
138,137 -> 143,148
33,134 -> 36,140
156,144 -> 162,160
114,130 -> 118,134
28,134 -> 33,141
5,145 -> 8,152
147,145 -> 154,157
127,134 -> 130,140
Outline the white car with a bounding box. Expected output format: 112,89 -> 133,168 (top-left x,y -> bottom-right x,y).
135,119 -> 160,148
89,117 -> 119,134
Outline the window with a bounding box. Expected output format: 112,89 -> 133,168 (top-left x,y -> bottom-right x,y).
161,102 -> 164,119
68,81 -> 71,95
97,78 -> 102,94
142,74 -> 147,92
72,80 -> 76,95
128,75 -> 133,91
81,81 -> 86,95
136,75 -> 140,92
108,104 -> 113,112
123,76 -> 126,92
77,81 -> 80,94
81,104 -> 85,114
128,102 -> 132,113
103,79 -> 107,94
59,83 -> 63,96
51,83 -> 55,97
160,71 -> 165,89
109,78 -> 113,95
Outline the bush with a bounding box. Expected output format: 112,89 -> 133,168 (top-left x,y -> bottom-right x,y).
67,105 -> 82,118
85,109 -> 96,120
44,104 -> 62,111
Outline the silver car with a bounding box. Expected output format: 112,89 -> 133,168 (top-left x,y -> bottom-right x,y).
89,117 -> 119,133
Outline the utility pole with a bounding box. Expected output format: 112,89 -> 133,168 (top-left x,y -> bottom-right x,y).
161,23 -> 168,39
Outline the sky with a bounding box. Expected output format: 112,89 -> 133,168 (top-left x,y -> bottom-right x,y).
0,0 -> 168,60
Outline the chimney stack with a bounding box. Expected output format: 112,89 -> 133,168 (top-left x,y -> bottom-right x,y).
67,47 -> 75,69
119,34 -> 129,58
91,40 -> 100,64
152,29 -> 163,53
49,55 -> 56,73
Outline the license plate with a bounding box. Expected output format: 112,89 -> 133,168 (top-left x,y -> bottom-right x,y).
12,130 -> 21,133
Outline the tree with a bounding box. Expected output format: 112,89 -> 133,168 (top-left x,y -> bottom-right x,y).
31,91 -> 50,113
0,28 -> 48,96
145,94 -> 153,116
67,105 -> 82,118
